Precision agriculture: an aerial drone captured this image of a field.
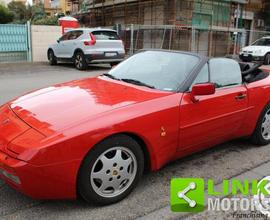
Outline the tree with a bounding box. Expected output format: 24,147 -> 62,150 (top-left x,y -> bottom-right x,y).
8,1 -> 28,23
31,3 -> 46,21
0,4 -> 13,24
4,1 -> 59,25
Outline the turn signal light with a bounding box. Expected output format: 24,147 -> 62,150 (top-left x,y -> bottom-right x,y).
0,168 -> 21,184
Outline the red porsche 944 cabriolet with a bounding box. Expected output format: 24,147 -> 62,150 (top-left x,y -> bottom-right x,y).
1,50 -> 270,205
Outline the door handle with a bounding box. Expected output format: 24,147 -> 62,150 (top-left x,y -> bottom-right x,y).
235,93 -> 246,100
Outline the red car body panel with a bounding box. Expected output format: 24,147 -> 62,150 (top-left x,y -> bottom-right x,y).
1,67 -> 270,199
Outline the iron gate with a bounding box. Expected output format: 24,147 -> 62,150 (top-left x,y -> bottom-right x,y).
0,22 -> 31,63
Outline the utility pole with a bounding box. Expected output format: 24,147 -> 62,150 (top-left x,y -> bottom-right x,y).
233,3 -> 240,55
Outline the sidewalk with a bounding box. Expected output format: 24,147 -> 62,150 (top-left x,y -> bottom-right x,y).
138,160 -> 270,220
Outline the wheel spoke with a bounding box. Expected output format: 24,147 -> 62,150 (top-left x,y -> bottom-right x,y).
75,55 -> 82,68
121,169 -> 133,180
111,178 -> 122,191
262,129 -> 268,137
99,179 -> 110,192
100,155 -> 111,167
122,157 -> 132,167
113,149 -> 122,161
92,171 -> 104,180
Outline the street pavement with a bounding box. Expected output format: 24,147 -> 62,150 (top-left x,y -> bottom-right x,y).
1,63 -> 270,220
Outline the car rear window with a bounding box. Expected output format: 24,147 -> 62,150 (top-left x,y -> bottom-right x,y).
92,31 -> 120,40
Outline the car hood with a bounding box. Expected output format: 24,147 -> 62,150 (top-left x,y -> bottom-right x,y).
9,76 -> 170,136
242,45 -> 268,52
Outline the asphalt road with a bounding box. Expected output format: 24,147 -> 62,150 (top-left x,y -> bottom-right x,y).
1,63 -> 270,220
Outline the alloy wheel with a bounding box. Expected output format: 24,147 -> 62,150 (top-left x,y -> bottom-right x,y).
265,54 -> 270,65
261,109 -> 270,140
90,146 -> 137,198
75,54 -> 83,69
49,51 -> 54,62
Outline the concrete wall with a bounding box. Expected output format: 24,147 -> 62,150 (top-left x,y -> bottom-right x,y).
31,25 -> 62,62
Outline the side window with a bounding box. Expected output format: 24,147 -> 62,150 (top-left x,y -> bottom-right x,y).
68,31 -> 83,40
92,31 -> 120,40
59,32 -> 70,42
191,64 -> 209,87
209,58 -> 242,88
264,39 -> 270,46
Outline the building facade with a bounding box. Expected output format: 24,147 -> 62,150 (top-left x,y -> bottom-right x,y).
74,0 -> 270,32
73,0 -> 270,56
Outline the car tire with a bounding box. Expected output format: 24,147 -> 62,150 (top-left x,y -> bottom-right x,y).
251,102 -> 270,145
110,62 -> 120,68
48,50 -> 57,65
74,51 -> 88,70
77,134 -> 144,205
239,56 -> 244,62
264,54 -> 270,65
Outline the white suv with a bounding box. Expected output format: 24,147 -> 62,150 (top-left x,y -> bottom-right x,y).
239,36 -> 270,65
48,28 -> 125,70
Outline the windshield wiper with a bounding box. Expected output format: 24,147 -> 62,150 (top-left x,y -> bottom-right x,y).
102,75 -> 155,89
102,73 -> 120,80
121,78 -> 155,89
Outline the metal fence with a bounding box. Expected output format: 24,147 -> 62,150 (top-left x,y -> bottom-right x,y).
117,24 -> 270,57
0,23 -> 269,63
0,22 -> 32,63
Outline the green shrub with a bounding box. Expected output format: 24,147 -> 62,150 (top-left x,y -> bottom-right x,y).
0,4 -> 14,24
32,16 -> 58,25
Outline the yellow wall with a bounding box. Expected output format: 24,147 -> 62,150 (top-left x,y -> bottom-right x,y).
14,0 -> 26,4
60,0 -> 72,14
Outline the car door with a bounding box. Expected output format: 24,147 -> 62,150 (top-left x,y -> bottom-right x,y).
178,58 -> 248,150
54,32 -> 70,58
61,30 -> 84,58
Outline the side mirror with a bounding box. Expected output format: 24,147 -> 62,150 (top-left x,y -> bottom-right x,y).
190,83 -> 215,103
57,39 -> 60,43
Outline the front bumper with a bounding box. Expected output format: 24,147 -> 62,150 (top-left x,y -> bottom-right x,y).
0,150 -> 33,196
0,149 -> 79,199
239,54 -> 264,62
85,52 -> 125,64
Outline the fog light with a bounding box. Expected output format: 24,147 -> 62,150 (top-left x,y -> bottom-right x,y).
0,169 -> 21,184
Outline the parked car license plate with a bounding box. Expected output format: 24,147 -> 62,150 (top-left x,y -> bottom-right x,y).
105,52 -> 117,57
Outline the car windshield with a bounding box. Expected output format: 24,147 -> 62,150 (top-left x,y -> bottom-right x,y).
106,51 -> 200,92
252,38 -> 270,46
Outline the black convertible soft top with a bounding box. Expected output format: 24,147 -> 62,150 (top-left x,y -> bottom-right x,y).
239,62 -> 269,83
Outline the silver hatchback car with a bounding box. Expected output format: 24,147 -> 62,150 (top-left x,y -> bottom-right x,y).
47,28 -> 125,70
